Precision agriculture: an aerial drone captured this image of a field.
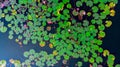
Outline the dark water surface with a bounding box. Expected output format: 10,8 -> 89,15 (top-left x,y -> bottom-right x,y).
102,1 -> 120,64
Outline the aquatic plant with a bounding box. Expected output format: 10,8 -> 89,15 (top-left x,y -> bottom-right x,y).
0,0 -> 119,67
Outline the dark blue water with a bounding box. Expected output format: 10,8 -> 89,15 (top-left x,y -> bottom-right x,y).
102,1 -> 120,64
0,32 -> 38,66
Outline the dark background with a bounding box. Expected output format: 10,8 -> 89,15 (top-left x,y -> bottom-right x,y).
102,1 -> 120,64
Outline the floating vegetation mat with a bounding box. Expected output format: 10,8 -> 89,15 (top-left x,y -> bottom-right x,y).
0,0 -> 120,67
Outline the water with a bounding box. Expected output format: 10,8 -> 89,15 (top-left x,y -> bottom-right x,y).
102,1 -> 120,64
